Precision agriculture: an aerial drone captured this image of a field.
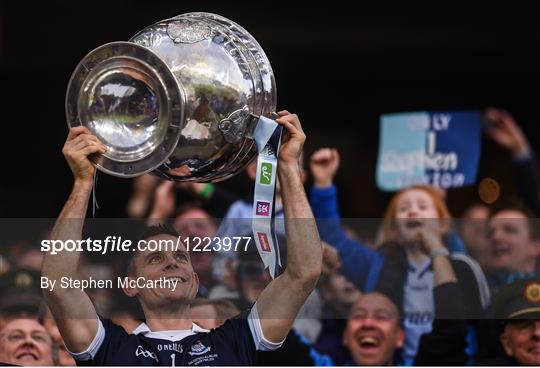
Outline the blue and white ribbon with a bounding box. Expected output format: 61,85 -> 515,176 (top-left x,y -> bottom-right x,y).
251,116 -> 282,278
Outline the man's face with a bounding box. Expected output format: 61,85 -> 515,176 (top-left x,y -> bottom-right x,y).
173,208 -> 216,239
173,209 -> 216,279
128,234 -> 199,308
460,205 -> 489,248
501,319 -> 540,365
488,210 -> 535,271
344,293 -> 404,366
0,319 -> 54,366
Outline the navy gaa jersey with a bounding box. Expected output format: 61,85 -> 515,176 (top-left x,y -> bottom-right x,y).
72,306 -> 281,366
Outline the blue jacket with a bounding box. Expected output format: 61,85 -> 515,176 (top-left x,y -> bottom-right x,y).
311,185 -> 381,291
310,185 -> 469,292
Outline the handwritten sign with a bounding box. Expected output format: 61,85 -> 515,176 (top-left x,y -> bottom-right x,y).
376,111 -> 481,191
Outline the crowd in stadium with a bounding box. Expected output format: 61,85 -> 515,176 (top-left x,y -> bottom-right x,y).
0,108 -> 539,366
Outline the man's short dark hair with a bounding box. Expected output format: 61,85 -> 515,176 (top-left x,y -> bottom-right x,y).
174,201 -> 207,218
489,198 -> 538,239
137,224 -> 180,240
489,197 -> 535,219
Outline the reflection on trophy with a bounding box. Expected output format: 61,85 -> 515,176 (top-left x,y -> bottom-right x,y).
66,12 -> 276,182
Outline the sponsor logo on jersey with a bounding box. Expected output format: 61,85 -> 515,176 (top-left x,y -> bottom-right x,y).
135,345 -> 158,362
188,340 -> 211,356
157,342 -> 183,353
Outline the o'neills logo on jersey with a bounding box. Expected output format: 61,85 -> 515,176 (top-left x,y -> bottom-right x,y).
157,342 -> 183,353
257,232 -> 271,252
188,340 -> 211,356
135,345 -> 158,362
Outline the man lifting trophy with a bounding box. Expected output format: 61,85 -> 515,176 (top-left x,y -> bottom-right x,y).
65,11 -> 297,275
43,12 -> 321,366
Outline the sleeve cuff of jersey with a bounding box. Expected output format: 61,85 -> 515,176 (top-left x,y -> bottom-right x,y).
67,318 -> 105,361
248,302 -> 285,351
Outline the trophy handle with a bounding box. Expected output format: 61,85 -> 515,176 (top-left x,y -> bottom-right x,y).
247,112 -> 278,139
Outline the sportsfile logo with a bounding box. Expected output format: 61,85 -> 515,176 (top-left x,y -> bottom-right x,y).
260,162 -> 273,185
255,201 -> 271,216
257,232 -> 271,252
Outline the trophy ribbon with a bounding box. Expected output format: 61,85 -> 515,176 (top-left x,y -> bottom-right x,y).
251,116 -> 283,279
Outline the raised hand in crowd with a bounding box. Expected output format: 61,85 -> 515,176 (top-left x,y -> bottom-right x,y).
322,241 -> 341,275
310,148 -> 340,188
148,180 -> 176,219
485,107 -> 540,216
485,107 -> 531,159
126,175 -> 159,218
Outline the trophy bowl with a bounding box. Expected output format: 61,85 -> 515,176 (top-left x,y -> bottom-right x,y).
66,12 -> 276,182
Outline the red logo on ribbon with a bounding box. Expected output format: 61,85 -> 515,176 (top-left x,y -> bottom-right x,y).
257,232 -> 271,252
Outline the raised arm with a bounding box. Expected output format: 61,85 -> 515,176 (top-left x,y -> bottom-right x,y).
42,126 -> 107,353
419,226 -> 458,286
415,227 -> 468,365
147,180 -> 176,226
309,148 -> 379,289
255,111 -> 322,343
485,107 -> 540,215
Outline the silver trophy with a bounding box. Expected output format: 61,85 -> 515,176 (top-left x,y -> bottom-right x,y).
66,12 -> 276,182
